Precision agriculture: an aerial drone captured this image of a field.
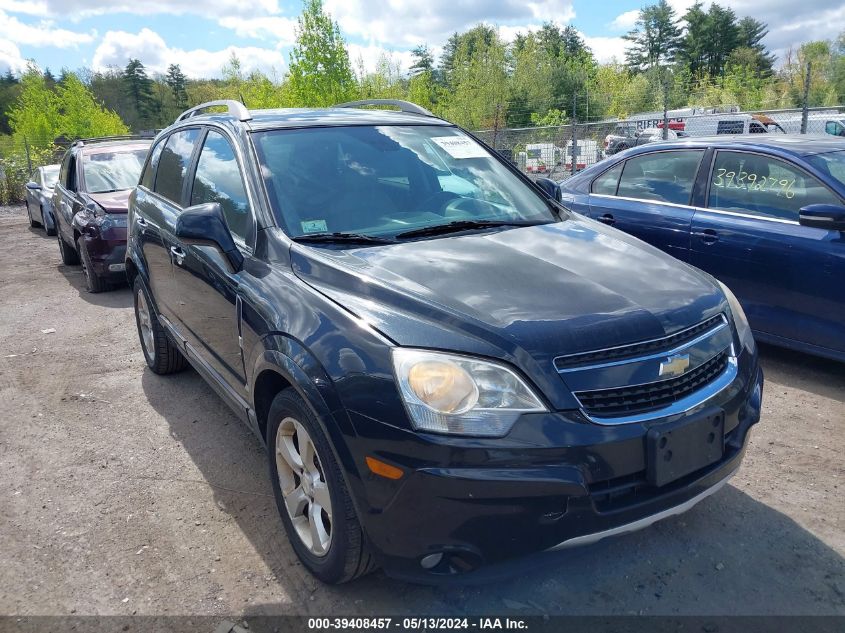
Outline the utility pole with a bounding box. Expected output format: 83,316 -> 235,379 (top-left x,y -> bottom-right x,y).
662,68 -> 670,141
571,93 -> 577,176
800,61 -> 812,134
23,136 -> 32,174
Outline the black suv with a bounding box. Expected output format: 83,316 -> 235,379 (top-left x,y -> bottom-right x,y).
53,137 -> 151,291
127,100 -> 763,584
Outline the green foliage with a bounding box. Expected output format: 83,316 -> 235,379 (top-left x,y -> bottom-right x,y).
123,59 -> 157,130
409,45 -> 434,77
56,73 -> 129,139
624,0 -> 682,72
166,64 -> 189,109
7,63 -> 60,147
287,0 -> 355,107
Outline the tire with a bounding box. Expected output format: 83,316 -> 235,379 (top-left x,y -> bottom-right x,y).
267,388 -> 376,584
57,232 -> 80,265
77,237 -> 107,293
43,207 -> 56,236
26,202 -> 38,228
133,276 -> 188,374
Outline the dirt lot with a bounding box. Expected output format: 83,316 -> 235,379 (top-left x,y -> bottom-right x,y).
0,203 -> 843,617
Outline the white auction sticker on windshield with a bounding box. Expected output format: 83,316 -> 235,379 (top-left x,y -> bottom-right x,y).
431,136 -> 489,159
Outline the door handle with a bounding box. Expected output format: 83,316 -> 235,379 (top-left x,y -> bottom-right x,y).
136,217 -> 148,227
597,213 -> 616,226
700,228 -> 719,244
170,246 -> 186,264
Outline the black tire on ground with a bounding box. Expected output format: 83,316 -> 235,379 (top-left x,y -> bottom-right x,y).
43,207 -> 56,236
77,238 -> 107,293
26,202 -> 39,228
267,388 -> 377,584
132,276 -> 188,375
57,233 -> 80,265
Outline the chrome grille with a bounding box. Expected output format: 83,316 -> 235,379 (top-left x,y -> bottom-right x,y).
554,314 -> 727,371
573,350 -> 730,418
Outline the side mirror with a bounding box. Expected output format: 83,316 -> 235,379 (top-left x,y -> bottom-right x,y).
534,177 -> 561,202
799,204 -> 845,231
174,202 -> 244,272
25,181 -> 41,191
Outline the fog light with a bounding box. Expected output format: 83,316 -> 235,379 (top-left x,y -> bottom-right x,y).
108,263 -> 125,272
420,553 -> 443,570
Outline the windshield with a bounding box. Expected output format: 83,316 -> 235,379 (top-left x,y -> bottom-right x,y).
807,151 -> 845,188
252,125 -> 555,239
41,165 -> 59,188
82,148 -> 148,193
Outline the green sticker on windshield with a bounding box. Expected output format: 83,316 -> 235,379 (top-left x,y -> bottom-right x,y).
301,219 -> 328,233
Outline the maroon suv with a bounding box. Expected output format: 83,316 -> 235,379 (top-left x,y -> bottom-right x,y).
52,137 -> 151,292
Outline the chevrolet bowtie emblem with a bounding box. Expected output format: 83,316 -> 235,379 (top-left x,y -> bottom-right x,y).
659,353 -> 690,378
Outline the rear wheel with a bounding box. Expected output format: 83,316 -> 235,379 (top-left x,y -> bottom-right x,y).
77,237 -> 107,293
57,232 -> 79,265
133,277 -> 188,374
267,388 -> 376,584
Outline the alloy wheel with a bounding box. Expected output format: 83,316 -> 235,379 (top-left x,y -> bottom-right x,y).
136,288 -> 155,361
275,417 -> 333,556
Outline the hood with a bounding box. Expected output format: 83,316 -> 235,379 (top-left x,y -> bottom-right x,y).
291,217 -> 726,363
86,189 -> 131,213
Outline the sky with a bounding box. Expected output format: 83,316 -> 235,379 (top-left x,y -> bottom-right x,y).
0,0 -> 843,80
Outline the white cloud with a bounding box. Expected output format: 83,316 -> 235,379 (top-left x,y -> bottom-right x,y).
92,28 -> 286,79
610,10 -> 639,32
0,9 -> 95,47
0,39 -> 28,73
217,15 -> 297,47
0,0 -> 281,18
582,35 -> 628,64
323,0 -> 575,48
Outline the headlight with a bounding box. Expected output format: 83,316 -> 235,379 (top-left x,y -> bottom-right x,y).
718,281 -> 755,353
392,348 -> 547,437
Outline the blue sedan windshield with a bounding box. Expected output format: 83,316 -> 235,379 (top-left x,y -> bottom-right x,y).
252,125 -> 555,238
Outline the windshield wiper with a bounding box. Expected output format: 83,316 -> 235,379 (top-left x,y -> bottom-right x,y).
292,232 -> 396,245
395,220 -> 544,240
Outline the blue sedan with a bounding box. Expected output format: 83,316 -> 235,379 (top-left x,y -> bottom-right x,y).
559,136 -> 845,362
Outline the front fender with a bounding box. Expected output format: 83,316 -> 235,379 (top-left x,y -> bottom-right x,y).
249,345 -> 369,520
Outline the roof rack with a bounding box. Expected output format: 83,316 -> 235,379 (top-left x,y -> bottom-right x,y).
334,99 -> 434,117
176,100 -> 252,123
71,134 -> 154,147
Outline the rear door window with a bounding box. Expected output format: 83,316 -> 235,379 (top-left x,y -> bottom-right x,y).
154,129 -> 200,205
707,150 -> 841,221
616,150 -> 704,205
717,120 -> 745,134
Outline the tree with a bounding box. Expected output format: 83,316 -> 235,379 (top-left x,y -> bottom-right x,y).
703,4 -> 739,76
678,2 -> 709,76
55,72 -> 129,138
287,0 -> 355,107
737,17 -> 775,76
624,0 -> 682,72
165,63 -> 189,110
123,58 -> 156,130
7,63 -> 61,147
409,45 -> 434,77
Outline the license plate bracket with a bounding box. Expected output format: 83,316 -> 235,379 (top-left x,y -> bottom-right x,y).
647,408 -> 725,487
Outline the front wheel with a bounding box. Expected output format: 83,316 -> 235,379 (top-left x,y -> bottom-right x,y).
26,202 -> 38,228
43,207 -> 56,236
267,388 -> 376,584
77,238 -> 107,293
57,233 -> 80,265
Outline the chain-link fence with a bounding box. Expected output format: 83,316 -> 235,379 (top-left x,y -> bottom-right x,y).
474,106 -> 845,182
0,136 -> 71,205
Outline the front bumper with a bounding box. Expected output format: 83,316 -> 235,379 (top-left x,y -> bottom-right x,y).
79,224 -> 127,280
347,351 -> 763,582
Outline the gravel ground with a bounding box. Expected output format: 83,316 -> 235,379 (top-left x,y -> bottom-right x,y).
0,203 -> 843,617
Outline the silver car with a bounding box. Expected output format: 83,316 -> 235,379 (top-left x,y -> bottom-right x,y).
25,164 -> 61,235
